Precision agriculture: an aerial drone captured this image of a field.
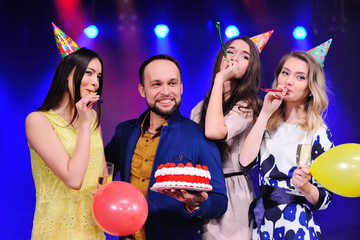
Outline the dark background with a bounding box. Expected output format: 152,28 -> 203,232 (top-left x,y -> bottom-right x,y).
1,0 -> 359,239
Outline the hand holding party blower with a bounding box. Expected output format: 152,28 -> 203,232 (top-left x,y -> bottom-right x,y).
90,91 -> 103,103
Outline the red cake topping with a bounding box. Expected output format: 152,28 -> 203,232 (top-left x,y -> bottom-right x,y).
186,162 -> 193,167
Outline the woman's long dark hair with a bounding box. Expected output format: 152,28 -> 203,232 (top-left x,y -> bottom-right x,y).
37,48 -> 103,128
199,36 -> 262,153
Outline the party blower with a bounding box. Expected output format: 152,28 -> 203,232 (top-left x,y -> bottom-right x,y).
215,22 -> 230,63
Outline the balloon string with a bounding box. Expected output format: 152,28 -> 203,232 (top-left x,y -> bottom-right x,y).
215,22 -> 229,63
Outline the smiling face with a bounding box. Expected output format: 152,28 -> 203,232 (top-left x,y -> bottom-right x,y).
277,57 -> 310,104
220,39 -> 250,79
138,59 -> 183,118
67,58 -> 102,99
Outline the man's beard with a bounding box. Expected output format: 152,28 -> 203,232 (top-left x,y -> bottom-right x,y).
147,100 -> 181,118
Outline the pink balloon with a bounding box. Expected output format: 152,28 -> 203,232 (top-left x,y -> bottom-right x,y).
92,181 -> 148,236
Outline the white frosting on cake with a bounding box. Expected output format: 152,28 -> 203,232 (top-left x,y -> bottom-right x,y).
154,166 -> 211,179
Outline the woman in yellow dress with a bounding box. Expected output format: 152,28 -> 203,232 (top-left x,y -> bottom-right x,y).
25,23 -> 106,240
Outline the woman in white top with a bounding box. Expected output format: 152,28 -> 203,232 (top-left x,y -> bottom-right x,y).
240,50 -> 334,240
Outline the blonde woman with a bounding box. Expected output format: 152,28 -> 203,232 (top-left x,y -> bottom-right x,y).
240,49 -> 334,240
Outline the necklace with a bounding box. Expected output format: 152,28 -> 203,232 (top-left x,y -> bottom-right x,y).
147,129 -> 155,135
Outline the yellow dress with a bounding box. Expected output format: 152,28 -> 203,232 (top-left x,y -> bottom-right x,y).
30,110 -> 105,240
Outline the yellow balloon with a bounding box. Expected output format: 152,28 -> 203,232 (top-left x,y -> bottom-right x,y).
310,143 -> 360,197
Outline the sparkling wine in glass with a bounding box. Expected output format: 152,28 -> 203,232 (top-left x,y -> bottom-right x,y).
97,162 -> 114,188
288,134 -> 313,196
98,175 -> 113,185
296,144 -> 312,168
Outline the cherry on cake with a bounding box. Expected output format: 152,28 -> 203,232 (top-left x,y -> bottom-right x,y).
150,162 -> 212,192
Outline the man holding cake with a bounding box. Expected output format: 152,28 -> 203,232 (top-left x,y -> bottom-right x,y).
105,54 -> 228,240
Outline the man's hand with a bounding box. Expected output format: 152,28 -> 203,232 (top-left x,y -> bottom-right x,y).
161,189 -> 208,209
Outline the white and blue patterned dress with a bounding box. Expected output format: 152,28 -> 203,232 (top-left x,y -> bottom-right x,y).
252,122 -> 334,240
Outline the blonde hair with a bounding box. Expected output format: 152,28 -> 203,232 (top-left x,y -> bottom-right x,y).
267,51 -> 328,133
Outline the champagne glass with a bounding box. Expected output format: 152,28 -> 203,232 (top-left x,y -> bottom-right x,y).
288,133 -> 313,196
98,162 -> 114,186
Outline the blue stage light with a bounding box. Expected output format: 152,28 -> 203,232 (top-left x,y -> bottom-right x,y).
293,26 -> 307,40
225,25 -> 239,38
84,25 -> 99,39
154,24 -> 169,38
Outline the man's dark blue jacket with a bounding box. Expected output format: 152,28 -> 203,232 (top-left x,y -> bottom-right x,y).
105,110 -> 228,240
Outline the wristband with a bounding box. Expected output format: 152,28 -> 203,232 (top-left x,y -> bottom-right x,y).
185,205 -> 199,213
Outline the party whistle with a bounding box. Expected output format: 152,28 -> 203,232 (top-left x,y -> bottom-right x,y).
215,22 -> 229,63
90,91 -> 104,103
261,87 -> 288,95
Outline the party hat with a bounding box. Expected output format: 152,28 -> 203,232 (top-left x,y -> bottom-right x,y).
307,39 -> 332,67
250,30 -> 274,54
52,22 -> 80,58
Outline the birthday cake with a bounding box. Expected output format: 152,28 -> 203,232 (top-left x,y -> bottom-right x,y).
150,162 -> 212,192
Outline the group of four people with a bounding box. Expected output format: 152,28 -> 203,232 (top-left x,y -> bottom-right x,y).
26,23 -> 334,240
